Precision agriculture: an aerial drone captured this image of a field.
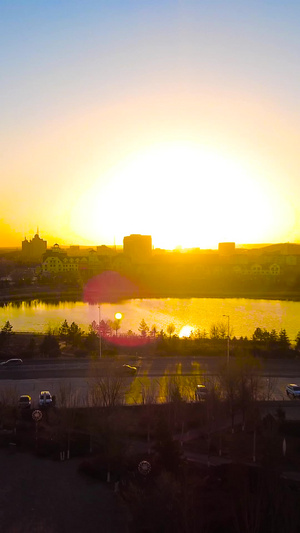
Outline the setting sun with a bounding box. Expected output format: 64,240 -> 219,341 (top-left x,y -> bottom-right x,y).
179,325 -> 193,338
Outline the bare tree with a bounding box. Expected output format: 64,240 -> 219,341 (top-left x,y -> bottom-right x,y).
263,376 -> 279,401
139,376 -> 158,405
218,355 -> 263,432
56,381 -> 86,408
217,361 -> 241,433
166,323 -> 176,337
0,385 -> 18,407
210,321 -> 227,339
90,373 -> 125,407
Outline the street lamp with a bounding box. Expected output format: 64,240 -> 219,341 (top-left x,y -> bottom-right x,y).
114,312 -> 123,336
223,315 -> 230,365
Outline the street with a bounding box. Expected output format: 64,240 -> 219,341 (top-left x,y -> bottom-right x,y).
0,356 -> 300,407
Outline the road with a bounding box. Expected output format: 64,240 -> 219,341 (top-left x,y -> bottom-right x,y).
1,355 -> 300,378
1,356 -> 300,407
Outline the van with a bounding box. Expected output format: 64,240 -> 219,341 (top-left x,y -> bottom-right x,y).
39,391 -> 52,407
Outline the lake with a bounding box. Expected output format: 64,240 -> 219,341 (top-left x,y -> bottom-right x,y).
0,297 -> 300,341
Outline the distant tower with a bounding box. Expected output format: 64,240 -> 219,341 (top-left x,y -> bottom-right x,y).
123,234 -> 152,263
22,230 -> 47,261
218,242 -> 235,255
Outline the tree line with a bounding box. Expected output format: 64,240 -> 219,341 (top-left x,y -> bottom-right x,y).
1,318 -> 300,358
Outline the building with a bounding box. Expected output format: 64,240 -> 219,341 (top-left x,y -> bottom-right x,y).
123,234 -> 152,263
218,242 -> 236,255
42,244 -> 68,273
41,245 -> 106,276
22,231 -> 47,261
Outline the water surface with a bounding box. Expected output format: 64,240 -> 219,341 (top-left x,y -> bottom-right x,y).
0,298 -> 299,340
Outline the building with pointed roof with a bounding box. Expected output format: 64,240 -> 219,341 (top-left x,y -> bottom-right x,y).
22,230 -> 47,261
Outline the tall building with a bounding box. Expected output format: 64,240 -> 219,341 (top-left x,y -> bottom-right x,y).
123,234 -> 152,263
218,242 -> 235,256
22,230 -> 47,261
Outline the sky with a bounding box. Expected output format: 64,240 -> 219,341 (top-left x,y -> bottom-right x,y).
1,0 -> 300,250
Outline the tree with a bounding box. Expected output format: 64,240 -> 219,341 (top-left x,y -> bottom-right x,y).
21,337 -> 37,359
209,321 -> 227,339
166,323 -> 175,338
101,319 -> 112,336
218,361 -> 240,433
112,318 -> 121,336
192,328 -> 207,339
58,320 -> 83,347
58,320 -> 69,340
295,331 -> 300,351
0,320 -> 14,348
278,328 -> 290,349
40,334 -> 60,358
93,319 -> 113,337
218,356 -> 263,432
138,319 -> 149,337
150,324 -> 157,338
1,321 -> 13,336
125,470 -> 182,533
68,321 -> 83,347
90,373 -> 125,408
252,327 -> 268,342
153,414 -> 184,473
84,326 -> 99,352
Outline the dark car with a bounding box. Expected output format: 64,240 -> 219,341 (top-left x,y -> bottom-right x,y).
18,395 -> 32,409
0,358 -> 23,368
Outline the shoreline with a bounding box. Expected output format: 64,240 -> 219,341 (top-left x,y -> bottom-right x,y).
1,287 -> 300,303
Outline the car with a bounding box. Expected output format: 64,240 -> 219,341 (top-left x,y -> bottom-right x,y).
38,390 -> 53,407
122,364 -> 137,375
286,384 -> 300,399
195,384 -> 208,401
18,395 -> 32,409
0,358 -> 23,367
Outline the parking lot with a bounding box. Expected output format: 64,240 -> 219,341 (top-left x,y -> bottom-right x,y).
0,448 -> 126,533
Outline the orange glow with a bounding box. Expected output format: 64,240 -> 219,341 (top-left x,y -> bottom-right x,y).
70,140 -> 294,249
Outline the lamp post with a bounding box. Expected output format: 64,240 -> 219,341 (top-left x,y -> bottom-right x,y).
114,312 -> 122,336
98,304 -> 102,359
223,314 -> 230,365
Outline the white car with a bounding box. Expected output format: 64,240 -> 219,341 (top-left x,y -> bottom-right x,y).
0,358 -> 23,367
286,384 -> 300,399
39,390 -> 53,407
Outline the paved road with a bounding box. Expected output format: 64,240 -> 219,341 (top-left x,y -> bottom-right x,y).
1,355 -> 300,379
1,356 -> 300,407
